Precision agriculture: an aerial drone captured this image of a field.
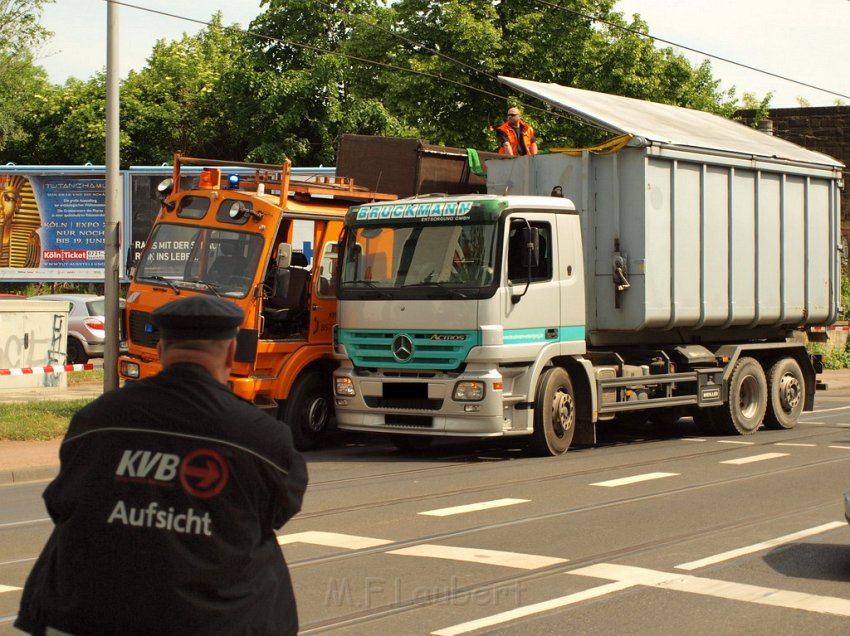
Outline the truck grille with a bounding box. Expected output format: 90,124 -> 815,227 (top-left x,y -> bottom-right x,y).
129,310 -> 159,348
339,329 -> 479,370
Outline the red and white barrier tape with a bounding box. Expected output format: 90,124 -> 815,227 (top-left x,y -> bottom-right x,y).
801,325 -> 850,332
0,363 -> 94,376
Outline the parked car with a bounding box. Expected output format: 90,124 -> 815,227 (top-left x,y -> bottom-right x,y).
0,293 -> 26,299
30,294 -> 124,364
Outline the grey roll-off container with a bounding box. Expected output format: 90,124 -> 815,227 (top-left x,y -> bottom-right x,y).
487,77 -> 844,347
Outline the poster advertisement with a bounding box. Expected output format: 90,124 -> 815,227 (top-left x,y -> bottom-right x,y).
0,173 -> 108,281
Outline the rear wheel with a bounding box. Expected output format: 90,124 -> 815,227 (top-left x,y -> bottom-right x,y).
529,367 -> 575,456
714,357 -> 767,435
66,338 -> 87,365
764,358 -> 804,430
284,371 -> 332,450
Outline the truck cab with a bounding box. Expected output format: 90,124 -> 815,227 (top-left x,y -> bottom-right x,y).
119,155 -> 395,449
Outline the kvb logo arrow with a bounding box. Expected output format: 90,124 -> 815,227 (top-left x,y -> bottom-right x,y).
179,449 -> 229,499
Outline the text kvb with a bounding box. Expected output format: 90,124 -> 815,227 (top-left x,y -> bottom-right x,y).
116,450 -> 180,481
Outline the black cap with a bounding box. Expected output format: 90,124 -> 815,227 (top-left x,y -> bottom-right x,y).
151,295 -> 244,341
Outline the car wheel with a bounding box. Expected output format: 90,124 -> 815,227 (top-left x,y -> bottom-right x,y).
66,338 -> 88,365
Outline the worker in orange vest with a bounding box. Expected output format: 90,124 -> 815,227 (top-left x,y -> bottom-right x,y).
496,107 -> 538,156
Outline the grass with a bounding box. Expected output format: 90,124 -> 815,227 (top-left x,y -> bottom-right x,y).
0,399 -> 93,441
0,368 -> 102,441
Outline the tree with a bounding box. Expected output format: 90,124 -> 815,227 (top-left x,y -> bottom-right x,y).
341,0 -> 737,149
0,0 -> 53,153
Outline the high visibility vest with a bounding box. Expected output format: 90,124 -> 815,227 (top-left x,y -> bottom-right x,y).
497,121 -> 535,155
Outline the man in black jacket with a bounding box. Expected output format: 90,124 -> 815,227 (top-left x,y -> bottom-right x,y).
17,295 -> 308,635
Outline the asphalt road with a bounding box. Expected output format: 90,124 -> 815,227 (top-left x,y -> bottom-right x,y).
3,388 -> 850,634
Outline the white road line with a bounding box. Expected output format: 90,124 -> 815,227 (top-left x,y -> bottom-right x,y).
774,443 -> 816,447
389,544 -> 567,570
590,472 -> 678,487
0,584 -> 22,593
720,452 -> 789,465
828,445 -> 850,450
717,440 -> 755,445
419,498 -> 530,517
811,405 -> 850,413
277,531 -> 393,549
571,563 -> 850,617
675,522 -> 845,571
682,438 -> 707,442
430,582 -> 632,635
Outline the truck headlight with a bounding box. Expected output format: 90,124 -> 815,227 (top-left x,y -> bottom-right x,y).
335,376 -> 356,396
453,381 -> 484,401
120,360 -> 140,379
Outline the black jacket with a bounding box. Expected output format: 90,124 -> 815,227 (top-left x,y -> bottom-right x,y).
16,363 -> 308,635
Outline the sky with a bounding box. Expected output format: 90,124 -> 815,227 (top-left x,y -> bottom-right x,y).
38,0 -> 850,109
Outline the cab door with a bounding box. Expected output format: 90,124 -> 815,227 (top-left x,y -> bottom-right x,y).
308,220 -> 342,344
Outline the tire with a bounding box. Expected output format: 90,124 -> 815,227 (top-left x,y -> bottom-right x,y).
714,357 -> 767,435
763,358 -> 804,430
283,371 -> 333,450
529,367 -> 576,456
390,435 -> 433,453
66,337 -> 87,365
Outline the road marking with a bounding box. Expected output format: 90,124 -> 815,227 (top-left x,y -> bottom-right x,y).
277,531 -> 393,549
774,443 -> 816,447
675,522 -> 845,571
682,438 -> 707,442
430,582 -> 632,635
0,584 -> 22,593
571,563 -> 850,617
389,544 -> 567,570
720,452 -> 788,465
828,445 -> 850,450
717,440 -> 755,445
590,472 -> 678,487
811,405 -> 850,413
419,498 -> 530,517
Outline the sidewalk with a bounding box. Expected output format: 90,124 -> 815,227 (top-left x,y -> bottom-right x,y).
2,370 -> 850,486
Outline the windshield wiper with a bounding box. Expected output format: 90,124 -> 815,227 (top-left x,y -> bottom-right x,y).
400,281 -> 468,298
148,275 -> 181,295
341,279 -> 379,288
189,279 -> 222,297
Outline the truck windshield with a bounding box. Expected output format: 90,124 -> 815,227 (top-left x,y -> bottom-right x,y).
135,223 -> 264,298
339,221 -> 498,298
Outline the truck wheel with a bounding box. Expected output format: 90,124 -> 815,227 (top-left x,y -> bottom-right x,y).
284,371 -> 332,450
715,357 -> 767,435
530,367 -> 575,456
764,358 -> 804,430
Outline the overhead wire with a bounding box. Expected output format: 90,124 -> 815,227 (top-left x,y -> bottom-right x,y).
537,0 -> 850,102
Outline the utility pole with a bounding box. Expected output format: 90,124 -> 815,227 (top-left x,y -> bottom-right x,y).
104,0 -> 120,391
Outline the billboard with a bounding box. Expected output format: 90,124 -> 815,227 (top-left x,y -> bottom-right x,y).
0,165 -> 334,283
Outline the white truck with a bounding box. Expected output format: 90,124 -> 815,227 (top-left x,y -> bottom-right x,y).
331,78 -> 844,455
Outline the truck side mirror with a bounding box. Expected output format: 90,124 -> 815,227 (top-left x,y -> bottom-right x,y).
520,227 -> 540,268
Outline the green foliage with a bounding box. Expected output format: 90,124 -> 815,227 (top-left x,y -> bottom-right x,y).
0,398 -> 91,441
0,0 -> 53,153
5,0 -> 758,165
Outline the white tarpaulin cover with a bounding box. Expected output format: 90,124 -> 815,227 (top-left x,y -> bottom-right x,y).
499,76 -> 843,168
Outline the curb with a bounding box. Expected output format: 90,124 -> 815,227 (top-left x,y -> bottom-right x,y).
0,464 -> 59,486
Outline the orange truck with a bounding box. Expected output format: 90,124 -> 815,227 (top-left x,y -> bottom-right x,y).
118,154 -> 396,448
